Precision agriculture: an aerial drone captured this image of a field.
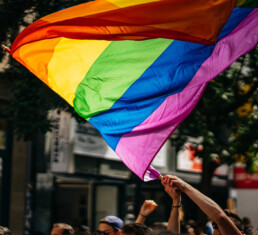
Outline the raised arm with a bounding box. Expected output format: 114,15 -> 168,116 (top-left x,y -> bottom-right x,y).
161,179 -> 181,234
135,200 -> 157,224
161,175 -> 242,235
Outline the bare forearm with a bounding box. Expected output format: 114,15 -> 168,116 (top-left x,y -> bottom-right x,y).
183,183 -> 223,221
135,214 -> 146,224
167,195 -> 181,234
183,184 -> 241,235
216,216 -> 242,235
136,200 -> 157,224
167,207 -> 180,233
162,175 -> 242,235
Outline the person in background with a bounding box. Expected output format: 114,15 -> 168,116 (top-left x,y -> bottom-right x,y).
0,226 -> 12,235
135,200 -> 158,224
150,222 -> 168,232
193,222 -> 205,235
149,231 -> 178,235
75,225 -> 91,235
120,223 -> 151,235
180,221 -> 195,235
205,219 -> 214,235
96,216 -> 123,235
161,175 -> 243,235
51,223 -> 75,235
216,209 -> 244,233
124,204 -> 136,224
242,217 -> 254,235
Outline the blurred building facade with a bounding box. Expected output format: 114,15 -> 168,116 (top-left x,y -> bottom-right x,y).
0,77 -> 29,235
0,92 -> 241,235
29,110 -> 230,234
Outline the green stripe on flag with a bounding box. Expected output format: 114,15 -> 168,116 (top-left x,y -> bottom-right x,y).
74,38 -> 172,120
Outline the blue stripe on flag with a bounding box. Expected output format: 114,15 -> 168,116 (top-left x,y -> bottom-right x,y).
90,8 -> 253,150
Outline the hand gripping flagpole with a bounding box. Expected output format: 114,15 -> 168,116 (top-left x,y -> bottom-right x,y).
159,174 -> 180,193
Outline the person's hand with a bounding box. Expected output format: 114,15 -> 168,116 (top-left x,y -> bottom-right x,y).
139,200 -> 158,217
163,182 -> 181,205
161,175 -> 188,192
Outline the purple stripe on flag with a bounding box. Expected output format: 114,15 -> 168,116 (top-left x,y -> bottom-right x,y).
186,8 -> 258,89
116,83 -> 207,180
115,9 -> 258,181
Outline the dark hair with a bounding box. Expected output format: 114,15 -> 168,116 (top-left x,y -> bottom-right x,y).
242,217 -> 251,225
150,222 -> 167,232
148,231 -> 178,235
121,223 -> 151,235
77,225 -> 91,235
0,226 -> 12,235
53,223 -> 75,235
223,209 -> 244,232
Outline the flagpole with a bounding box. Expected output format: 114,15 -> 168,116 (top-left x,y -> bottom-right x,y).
159,174 -> 180,192
1,45 -> 11,54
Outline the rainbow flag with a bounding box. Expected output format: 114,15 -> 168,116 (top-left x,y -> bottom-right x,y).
8,0 -> 258,180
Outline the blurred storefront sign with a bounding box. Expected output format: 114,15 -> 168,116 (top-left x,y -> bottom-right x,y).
176,142 -> 228,177
71,119 -> 168,168
50,111 -> 169,174
50,110 -> 72,173
233,166 -> 258,188
72,119 -> 120,161
177,144 -> 203,173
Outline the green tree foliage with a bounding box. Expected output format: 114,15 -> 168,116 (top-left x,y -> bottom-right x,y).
175,45 -> 258,187
0,0 -> 88,139
173,45 -> 258,223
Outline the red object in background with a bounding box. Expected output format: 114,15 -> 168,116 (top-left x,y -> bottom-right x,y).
233,166 -> 258,189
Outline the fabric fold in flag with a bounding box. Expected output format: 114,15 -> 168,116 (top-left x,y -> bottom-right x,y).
10,0 -> 236,53
9,2 -> 258,181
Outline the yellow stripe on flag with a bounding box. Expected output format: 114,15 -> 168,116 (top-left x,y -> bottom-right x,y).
48,38 -> 111,106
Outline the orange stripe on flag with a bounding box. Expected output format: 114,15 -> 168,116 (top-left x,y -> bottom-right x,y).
13,38 -> 61,87
42,0 -> 119,23
107,0 -> 159,7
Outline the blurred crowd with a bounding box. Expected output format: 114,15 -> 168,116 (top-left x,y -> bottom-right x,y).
1,175 -> 257,235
